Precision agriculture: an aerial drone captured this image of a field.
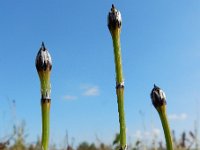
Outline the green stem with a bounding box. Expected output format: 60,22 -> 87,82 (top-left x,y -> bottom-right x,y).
41,101 -> 50,150
112,30 -> 126,150
112,31 -> 123,83
39,71 -> 51,98
116,88 -> 126,149
158,106 -> 173,150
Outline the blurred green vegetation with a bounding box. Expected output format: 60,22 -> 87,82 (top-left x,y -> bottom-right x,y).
0,121 -> 199,150
0,99 -> 199,150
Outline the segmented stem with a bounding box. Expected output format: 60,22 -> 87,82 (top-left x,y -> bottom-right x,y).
36,42 -> 52,150
112,30 -> 126,150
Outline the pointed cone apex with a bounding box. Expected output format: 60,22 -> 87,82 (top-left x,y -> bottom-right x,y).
150,84 -> 166,109
41,42 -> 46,51
108,4 -> 122,31
35,43 -> 52,72
111,4 -> 115,11
154,84 -> 158,89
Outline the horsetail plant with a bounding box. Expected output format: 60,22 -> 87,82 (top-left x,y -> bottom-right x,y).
108,5 -> 127,150
36,42 -> 52,150
151,85 -> 173,150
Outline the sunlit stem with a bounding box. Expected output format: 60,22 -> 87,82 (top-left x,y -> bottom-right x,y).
38,71 -> 51,98
41,101 -> 50,150
157,106 -> 173,150
111,29 -> 126,150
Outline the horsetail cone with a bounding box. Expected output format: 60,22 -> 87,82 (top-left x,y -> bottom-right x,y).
36,42 -> 52,150
108,5 -> 127,150
151,84 -> 166,111
150,85 -> 173,150
36,42 -> 52,99
108,4 -> 122,34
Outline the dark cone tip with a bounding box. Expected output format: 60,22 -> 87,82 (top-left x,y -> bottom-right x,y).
41,42 -> 46,51
111,4 -> 115,11
154,84 -> 159,89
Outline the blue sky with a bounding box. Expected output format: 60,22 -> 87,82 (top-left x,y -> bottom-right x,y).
0,0 -> 200,147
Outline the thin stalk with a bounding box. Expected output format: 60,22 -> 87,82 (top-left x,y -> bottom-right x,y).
41,100 -> 50,150
112,30 -> 123,83
116,88 -> 126,148
158,106 -> 173,150
112,33 -> 126,149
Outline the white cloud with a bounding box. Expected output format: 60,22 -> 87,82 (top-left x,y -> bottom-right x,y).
168,113 -> 188,121
133,128 -> 161,139
82,86 -> 100,96
62,95 -> 77,101
152,128 -> 161,137
133,130 -> 142,139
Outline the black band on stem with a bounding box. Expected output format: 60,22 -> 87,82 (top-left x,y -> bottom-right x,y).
41,98 -> 51,104
116,82 -> 124,89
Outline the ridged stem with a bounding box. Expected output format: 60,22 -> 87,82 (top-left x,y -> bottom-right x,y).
112,30 -> 123,83
41,100 -> 50,150
157,106 -> 173,150
112,30 -> 126,150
